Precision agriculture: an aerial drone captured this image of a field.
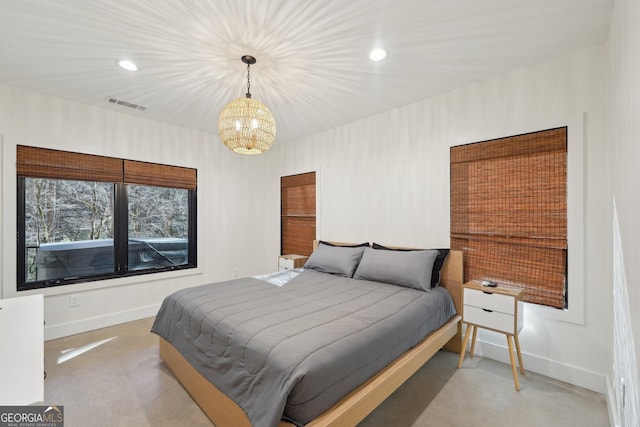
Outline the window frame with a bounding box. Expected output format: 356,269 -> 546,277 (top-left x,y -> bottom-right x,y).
16,146 -> 197,291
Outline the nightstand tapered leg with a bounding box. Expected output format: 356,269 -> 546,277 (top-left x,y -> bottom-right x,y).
514,334 -> 525,374
506,334 -> 520,391
458,323 -> 473,368
470,325 -> 478,357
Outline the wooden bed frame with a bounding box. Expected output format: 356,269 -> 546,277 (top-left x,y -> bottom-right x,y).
158,248 -> 463,427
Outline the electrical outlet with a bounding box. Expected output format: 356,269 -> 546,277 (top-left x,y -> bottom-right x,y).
69,294 -> 79,308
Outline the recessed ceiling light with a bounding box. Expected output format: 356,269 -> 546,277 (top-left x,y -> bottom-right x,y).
116,59 -> 138,71
369,47 -> 389,62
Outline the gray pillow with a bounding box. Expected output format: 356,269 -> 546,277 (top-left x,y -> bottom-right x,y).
372,243 -> 449,288
353,247 -> 438,291
303,242 -> 367,277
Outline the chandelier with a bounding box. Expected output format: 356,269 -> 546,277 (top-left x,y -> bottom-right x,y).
218,55 -> 277,155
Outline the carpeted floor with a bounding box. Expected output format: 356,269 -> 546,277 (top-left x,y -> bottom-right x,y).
43,317 -> 609,426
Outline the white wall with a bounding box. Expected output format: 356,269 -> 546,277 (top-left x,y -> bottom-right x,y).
608,0 -> 640,425
0,84 -> 277,339
269,44 -> 610,393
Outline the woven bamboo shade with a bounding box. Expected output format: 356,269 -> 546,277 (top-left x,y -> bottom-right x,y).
281,172 -> 316,256
17,145 -> 122,182
124,160 -> 196,190
450,127 -> 568,308
17,146 -> 196,190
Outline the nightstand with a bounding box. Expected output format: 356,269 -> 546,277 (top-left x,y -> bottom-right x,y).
457,280 -> 525,390
278,254 -> 308,271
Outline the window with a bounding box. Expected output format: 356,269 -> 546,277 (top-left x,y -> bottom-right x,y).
281,172 -> 316,256
17,146 -> 197,290
127,185 -> 190,271
450,127 -> 567,309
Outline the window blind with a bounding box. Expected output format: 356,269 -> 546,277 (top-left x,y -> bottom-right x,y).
124,160 -> 196,190
450,128 -> 567,308
281,172 -> 316,256
17,145 -> 122,182
17,146 -> 196,190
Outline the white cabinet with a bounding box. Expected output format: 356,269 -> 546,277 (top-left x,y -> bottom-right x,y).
278,254 -> 308,271
457,281 -> 524,390
463,286 -> 523,334
0,294 -> 44,405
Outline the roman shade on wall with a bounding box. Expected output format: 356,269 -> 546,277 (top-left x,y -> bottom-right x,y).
16,145 -> 122,182
17,146 -> 196,190
450,128 -> 567,308
123,160 -> 196,190
281,172 -> 316,256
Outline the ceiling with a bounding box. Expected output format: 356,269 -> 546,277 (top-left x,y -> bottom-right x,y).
0,0 -> 613,144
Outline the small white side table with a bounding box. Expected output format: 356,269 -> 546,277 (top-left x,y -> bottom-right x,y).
457,281 -> 524,390
0,294 -> 44,404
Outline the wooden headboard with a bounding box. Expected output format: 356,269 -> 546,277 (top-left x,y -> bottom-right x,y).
439,250 -> 464,352
311,240 -> 463,352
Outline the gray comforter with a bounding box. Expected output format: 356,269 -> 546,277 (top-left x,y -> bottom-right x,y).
151,269 -> 456,427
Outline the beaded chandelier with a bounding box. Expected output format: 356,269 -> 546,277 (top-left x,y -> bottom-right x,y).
218,55 -> 276,155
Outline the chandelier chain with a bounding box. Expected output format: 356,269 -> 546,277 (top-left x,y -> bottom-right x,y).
246,63 -> 252,98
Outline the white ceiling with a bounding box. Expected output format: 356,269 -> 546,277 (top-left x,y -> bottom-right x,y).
0,0 -> 613,143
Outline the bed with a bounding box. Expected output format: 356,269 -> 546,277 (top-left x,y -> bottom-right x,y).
152,242 -> 463,427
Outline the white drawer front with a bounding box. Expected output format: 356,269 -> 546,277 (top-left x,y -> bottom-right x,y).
464,305 -> 515,334
464,288 -> 515,315
279,257 -> 294,269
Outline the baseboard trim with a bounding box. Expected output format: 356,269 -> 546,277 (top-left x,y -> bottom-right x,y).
44,304 -> 161,341
606,376 -> 621,427
470,339 -> 606,394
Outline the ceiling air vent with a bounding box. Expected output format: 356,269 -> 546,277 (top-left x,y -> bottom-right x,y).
105,96 -> 147,111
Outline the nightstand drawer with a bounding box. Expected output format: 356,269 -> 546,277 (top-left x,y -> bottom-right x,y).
279,257 -> 295,269
463,305 -> 515,334
464,288 -> 515,315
